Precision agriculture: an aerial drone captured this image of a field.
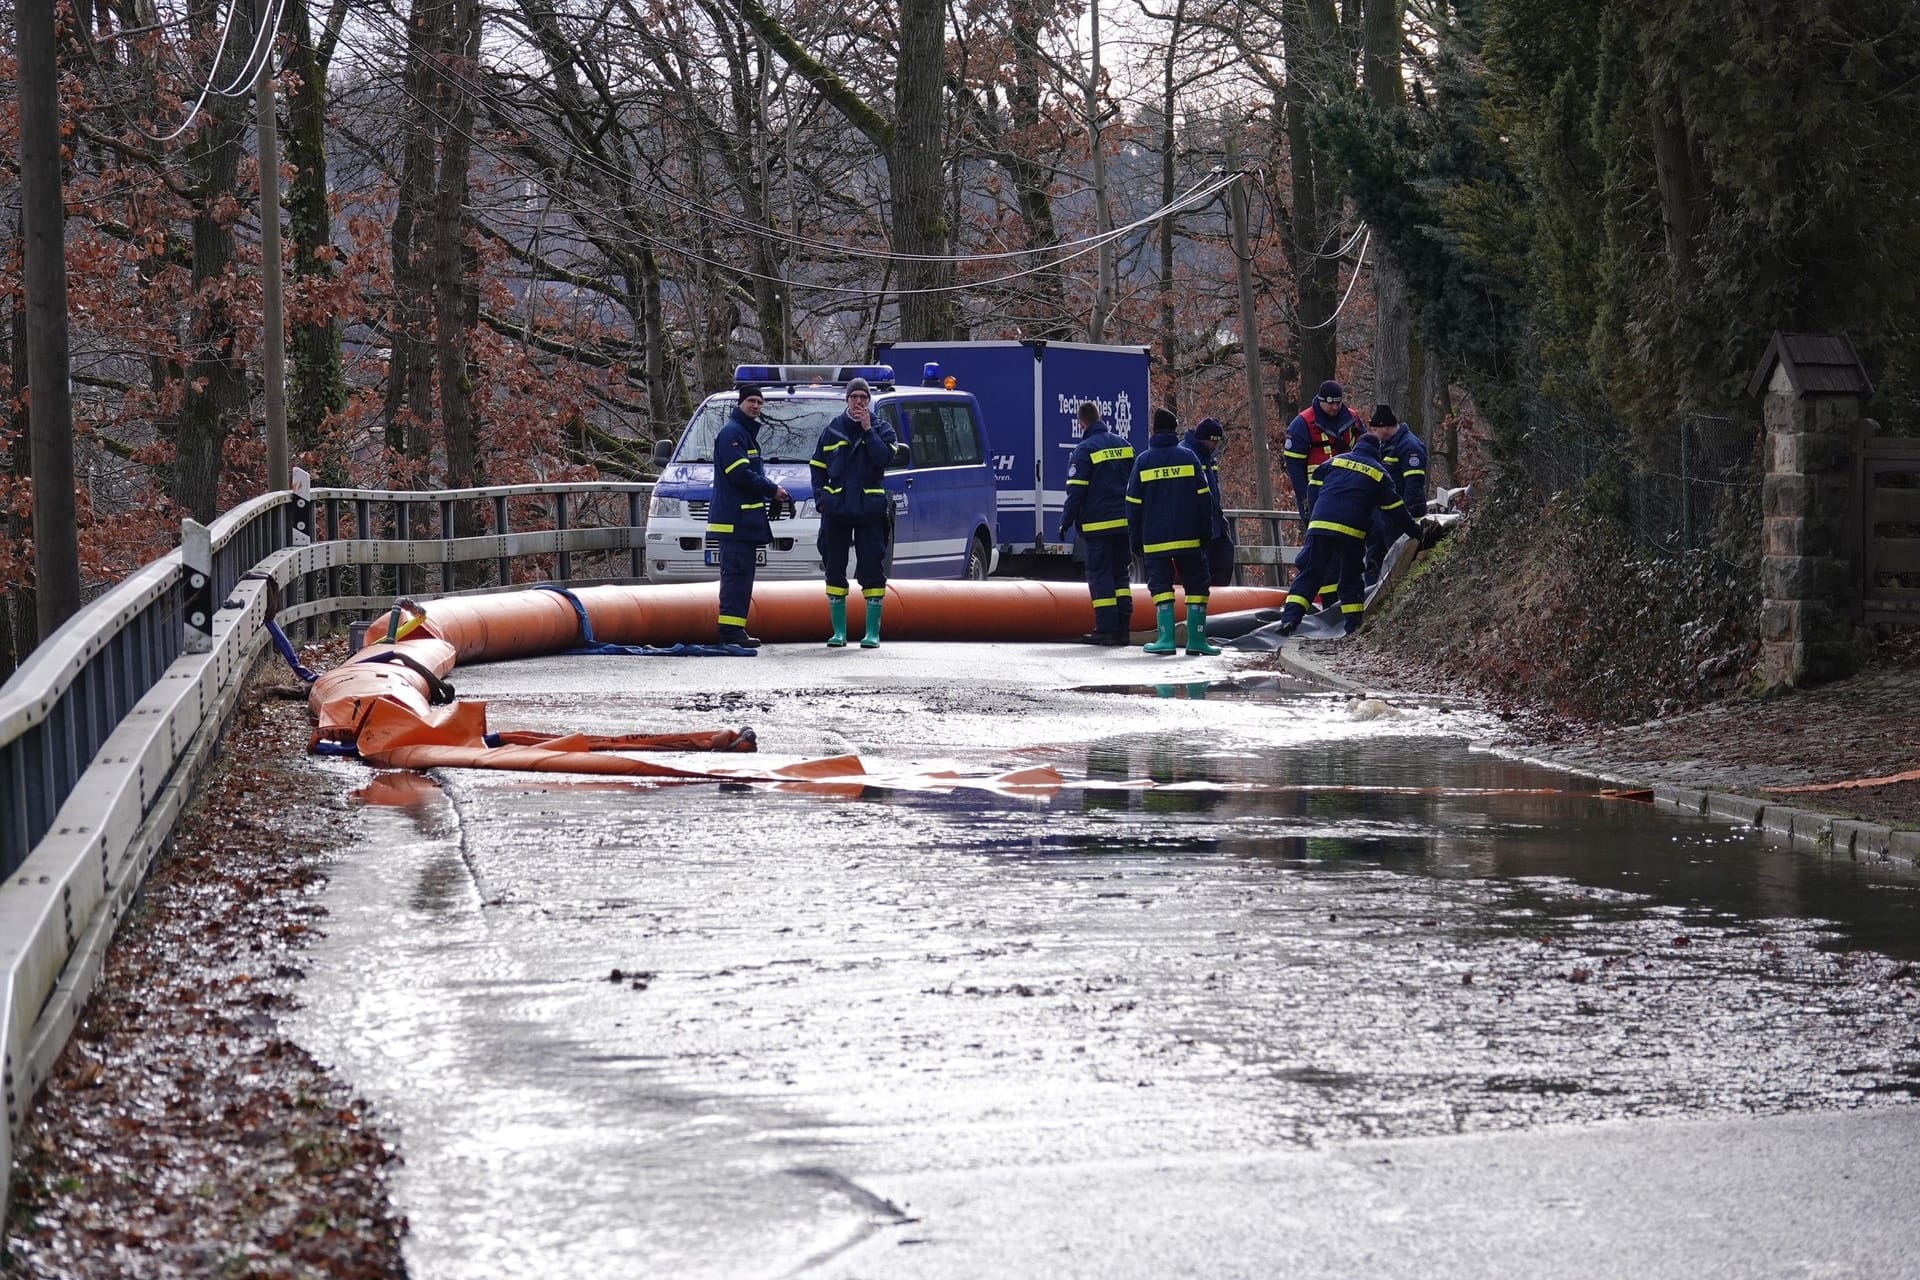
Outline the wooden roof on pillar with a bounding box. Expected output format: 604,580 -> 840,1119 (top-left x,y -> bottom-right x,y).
1747,331 -> 1874,397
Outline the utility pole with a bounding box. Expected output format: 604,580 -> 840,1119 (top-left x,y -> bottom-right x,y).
16,0 -> 83,635
1226,144 -> 1273,515
258,42 -> 289,491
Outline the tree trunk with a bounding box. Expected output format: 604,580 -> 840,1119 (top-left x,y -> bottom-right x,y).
1008,0 -> 1067,337
1363,0 -> 1410,410
166,0 -> 255,520
283,0 -> 347,481
893,0 -> 954,340
1085,0 -> 1113,343
637,246 -> 677,425
1283,0 -> 1339,401
432,0 -> 485,577
385,0 -> 442,488
1157,2 -> 1188,391
1645,77 -> 1698,289
4,299 -> 36,676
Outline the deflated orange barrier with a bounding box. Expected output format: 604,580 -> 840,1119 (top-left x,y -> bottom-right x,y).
312,580 -> 1198,787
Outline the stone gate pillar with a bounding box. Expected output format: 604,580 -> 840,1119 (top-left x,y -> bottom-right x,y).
1747,332 -> 1871,688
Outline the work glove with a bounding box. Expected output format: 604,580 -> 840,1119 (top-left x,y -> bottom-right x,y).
1418,517 -> 1446,551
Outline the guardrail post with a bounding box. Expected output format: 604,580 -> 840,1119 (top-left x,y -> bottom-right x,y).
355,497 -> 372,601
556,493 -> 572,582
182,519 -> 213,655
290,468 -> 313,637
494,495 -> 511,587
629,491 -> 645,580
324,496 -> 342,625
440,498 -> 455,595
290,467 -> 312,548
396,501 -> 412,599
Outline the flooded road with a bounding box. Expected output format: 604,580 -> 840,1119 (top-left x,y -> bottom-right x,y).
290,644 -> 1920,1278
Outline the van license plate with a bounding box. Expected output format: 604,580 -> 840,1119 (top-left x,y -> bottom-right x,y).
704,549 -> 767,566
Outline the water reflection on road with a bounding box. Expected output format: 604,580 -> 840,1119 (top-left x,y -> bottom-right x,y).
293,658 -> 1920,1279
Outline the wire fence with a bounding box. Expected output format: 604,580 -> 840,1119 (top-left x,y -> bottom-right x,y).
1503,401 -> 1761,568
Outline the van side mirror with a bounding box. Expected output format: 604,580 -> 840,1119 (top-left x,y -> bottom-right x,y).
651,438 -> 675,467
888,441 -> 912,471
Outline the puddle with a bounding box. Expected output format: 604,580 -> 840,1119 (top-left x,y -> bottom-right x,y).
291,662 -> 1920,1279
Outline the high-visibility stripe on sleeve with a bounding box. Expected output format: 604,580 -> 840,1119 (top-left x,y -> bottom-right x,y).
725,457 -> 750,473
1381,499 -> 1404,511
1067,478 -> 1090,487
1284,449 -> 1308,460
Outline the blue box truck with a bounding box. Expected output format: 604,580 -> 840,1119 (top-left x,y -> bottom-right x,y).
876,340 -> 1152,573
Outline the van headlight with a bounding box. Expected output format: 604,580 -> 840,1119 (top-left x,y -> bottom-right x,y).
648,494 -> 684,519
792,498 -> 816,519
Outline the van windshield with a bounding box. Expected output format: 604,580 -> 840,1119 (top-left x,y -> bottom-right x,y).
675,398 -> 843,464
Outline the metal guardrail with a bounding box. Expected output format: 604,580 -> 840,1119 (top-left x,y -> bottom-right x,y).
0,473 -> 652,1226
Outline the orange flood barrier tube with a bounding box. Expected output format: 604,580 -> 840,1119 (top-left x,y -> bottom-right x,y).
360,579 -> 1289,655
315,580 -> 1268,776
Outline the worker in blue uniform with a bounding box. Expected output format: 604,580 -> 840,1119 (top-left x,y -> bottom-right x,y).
1127,407 -> 1219,656
1283,380 -> 1361,522
1060,400 -> 1136,645
1364,404 -> 1429,585
1273,427 -> 1424,637
708,383 -> 789,648
1183,416 -> 1235,588
810,376 -> 907,648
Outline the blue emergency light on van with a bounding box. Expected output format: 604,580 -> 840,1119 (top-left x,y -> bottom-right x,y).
645,361 -> 1000,585
731,363 -> 895,389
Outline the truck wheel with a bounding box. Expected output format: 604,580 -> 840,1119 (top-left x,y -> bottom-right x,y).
964,534 -> 990,580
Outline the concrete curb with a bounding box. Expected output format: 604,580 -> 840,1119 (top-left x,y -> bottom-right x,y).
1262,639 -> 1920,868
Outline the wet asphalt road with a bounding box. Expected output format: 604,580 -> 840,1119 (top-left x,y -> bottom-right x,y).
289,640 -> 1920,1279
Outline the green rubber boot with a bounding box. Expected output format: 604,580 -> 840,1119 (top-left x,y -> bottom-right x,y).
1185,603 -> 1221,656
827,596 -> 847,648
860,598 -> 883,648
1143,602 -> 1178,654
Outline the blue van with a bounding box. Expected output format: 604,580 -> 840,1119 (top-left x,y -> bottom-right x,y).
644,364 -> 999,583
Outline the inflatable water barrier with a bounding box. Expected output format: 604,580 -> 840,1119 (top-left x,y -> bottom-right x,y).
306,578 -> 1285,786
360,579 -> 1289,654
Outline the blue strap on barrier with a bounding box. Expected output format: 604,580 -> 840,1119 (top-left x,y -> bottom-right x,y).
266,619 -> 320,683
533,583 -> 756,657
312,740 -> 359,756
